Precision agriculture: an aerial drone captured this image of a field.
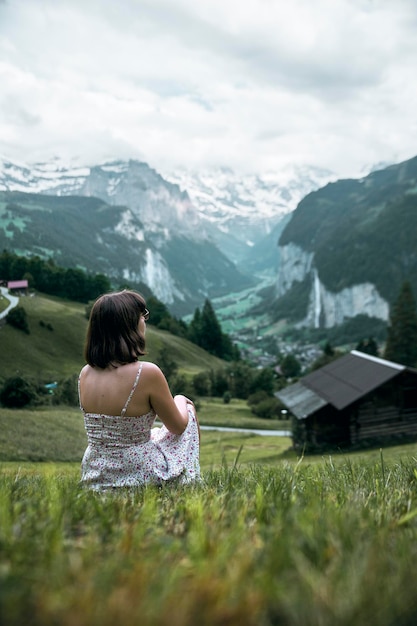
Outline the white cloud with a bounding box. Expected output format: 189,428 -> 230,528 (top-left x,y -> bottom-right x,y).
1,0 -> 417,176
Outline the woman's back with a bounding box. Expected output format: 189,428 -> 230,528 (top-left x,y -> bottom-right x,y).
79,361 -> 153,418
79,289 -> 200,490
79,361 -> 200,490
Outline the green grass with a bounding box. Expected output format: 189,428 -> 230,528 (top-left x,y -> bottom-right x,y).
202,430 -> 292,468
145,326 -> 224,375
196,397 -> 290,430
2,405 -> 417,624
1,456 -> 417,625
0,292 -> 9,314
0,407 -> 87,462
0,402 -> 291,466
0,292 -> 224,382
0,293 -> 87,381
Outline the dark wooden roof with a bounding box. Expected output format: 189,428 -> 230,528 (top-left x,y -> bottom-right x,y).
277,351 -> 411,418
302,350 -> 405,410
275,381 -> 327,420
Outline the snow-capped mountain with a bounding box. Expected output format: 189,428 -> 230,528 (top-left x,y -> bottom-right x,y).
162,165 -> 336,263
164,165 -> 335,229
0,157 -> 253,313
0,157 -> 336,261
0,157 -> 204,239
0,156 -> 91,194
0,156 -> 337,307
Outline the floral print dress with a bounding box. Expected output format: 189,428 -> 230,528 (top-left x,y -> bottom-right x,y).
79,363 -> 200,491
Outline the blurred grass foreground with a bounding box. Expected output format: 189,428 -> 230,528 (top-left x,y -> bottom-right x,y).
2,456 -> 417,626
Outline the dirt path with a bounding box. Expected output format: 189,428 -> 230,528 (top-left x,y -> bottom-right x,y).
0,286 -> 19,319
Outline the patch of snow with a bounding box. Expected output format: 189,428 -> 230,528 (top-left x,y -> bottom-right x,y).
115,211 -> 144,242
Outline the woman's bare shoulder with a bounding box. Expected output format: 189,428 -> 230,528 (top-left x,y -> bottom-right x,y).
79,364 -> 90,377
140,361 -> 164,378
139,362 -> 172,391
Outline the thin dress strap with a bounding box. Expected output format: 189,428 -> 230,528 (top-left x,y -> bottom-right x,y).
78,370 -> 84,412
121,363 -> 144,417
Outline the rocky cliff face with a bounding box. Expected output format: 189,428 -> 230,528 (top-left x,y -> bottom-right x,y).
304,269 -> 389,328
277,244 -> 389,328
79,161 -> 204,242
276,243 -> 314,297
273,156 -> 417,329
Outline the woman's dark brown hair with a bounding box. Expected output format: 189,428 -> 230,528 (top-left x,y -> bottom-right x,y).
84,290 -> 147,368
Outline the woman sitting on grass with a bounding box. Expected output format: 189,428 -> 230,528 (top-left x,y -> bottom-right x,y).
78,290 -> 200,490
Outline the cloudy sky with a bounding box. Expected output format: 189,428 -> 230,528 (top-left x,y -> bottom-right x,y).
1,0 -> 417,178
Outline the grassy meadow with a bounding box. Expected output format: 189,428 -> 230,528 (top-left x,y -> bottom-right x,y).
2,292 -> 417,624
0,290 -> 9,314
2,452 -> 417,625
2,401 -> 417,625
0,400 -> 292,465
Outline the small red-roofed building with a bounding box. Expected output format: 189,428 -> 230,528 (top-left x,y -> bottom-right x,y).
7,280 -> 28,293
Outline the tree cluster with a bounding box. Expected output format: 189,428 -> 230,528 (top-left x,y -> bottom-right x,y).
0,373 -> 79,409
0,250 -> 111,303
2,251 -> 240,360
0,357 -> 284,419
188,299 -> 240,361
157,354 -> 285,420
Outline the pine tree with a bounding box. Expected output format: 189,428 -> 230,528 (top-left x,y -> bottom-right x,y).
155,346 -> 178,384
355,337 -> 379,356
200,299 -> 224,358
188,308 -> 202,344
280,354 -> 301,378
384,281 -> 417,366
188,299 -> 240,360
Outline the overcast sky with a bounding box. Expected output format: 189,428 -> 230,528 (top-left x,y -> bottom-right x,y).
1,0 -> 417,178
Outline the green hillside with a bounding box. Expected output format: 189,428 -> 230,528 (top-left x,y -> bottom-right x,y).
0,191 -> 252,314
0,292 -> 225,383
0,192 -> 127,270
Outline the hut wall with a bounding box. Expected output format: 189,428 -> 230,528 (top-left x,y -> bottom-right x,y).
304,407 -> 351,449
351,399 -> 417,444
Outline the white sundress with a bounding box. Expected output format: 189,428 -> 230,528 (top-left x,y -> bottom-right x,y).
79,363 -> 201,491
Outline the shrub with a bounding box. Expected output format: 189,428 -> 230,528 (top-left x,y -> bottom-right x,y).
53,374 -> 79,406
209,369 -> 229,397
192,371 -> 211,397
156,346 -> 178,383
6,306 -> 30,334
247,390 -> 270,406
39,320 -> 54,331
223,391 -> 232,404
0,376 -> 38,408
169,373 -> 194,399
250,397 -> 282,419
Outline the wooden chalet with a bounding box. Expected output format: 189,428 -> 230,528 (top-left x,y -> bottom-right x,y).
276,350 -> 417,451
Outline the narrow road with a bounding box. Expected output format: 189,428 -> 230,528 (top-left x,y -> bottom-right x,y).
200,425 -> 291,437
0,286 -> 19,320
